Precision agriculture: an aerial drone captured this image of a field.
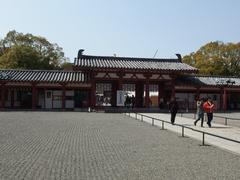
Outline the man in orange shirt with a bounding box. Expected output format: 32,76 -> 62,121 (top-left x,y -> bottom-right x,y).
203,98 -> 215,128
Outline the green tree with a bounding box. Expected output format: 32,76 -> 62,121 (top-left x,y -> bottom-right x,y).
183,41 -> 240,76
0,30 -> 69,69
61,62 -> 73,70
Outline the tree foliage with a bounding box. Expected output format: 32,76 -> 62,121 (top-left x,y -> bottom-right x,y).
0,30 -> 69,69
183,41 -> 240,76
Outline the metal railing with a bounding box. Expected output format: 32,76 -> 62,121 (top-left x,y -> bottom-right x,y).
125,112 -> 240,146
179,112 -> 240,126
212,115 -> 240,126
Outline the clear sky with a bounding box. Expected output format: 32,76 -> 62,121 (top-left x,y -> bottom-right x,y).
1,0 -> 240,61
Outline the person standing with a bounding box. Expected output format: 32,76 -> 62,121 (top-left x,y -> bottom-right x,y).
125,95 -> 131,108
131,95 -> 135,109
169,98 -> 179,125
194,98 -> 204,127
203,98 -> 215,128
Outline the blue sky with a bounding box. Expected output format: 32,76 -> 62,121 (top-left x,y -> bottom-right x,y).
1,0 -> 240,61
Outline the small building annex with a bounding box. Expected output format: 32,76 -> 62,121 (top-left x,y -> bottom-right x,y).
1,50 -> 240,111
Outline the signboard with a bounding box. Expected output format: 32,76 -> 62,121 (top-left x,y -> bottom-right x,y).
117,90 -> 125,106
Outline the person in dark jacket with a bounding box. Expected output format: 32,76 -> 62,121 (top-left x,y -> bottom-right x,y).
125,95 -> 131,108
131,95 -> 135,109
169,98 -> 179,125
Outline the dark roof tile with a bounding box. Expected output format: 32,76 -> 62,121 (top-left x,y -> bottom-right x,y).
74,55 -> 198,73
176,75 -> 240,87
0,69 -> 86,83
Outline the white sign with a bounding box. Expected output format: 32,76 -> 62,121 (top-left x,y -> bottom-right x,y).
117,90 -> 125,106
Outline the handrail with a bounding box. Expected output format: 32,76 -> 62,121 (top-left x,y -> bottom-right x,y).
213,115 -> 240,121
125,112 -> 240,146
179,112 -> 240,126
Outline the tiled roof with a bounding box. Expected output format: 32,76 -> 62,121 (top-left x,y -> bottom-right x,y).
74,55 -> 198,73
0,69 -> 86,83
177,75 -> 240,87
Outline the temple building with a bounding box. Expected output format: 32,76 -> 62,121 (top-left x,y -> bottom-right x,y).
1,50 -> 240,111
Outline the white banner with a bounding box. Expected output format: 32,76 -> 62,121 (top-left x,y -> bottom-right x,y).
117,90 -> 125,106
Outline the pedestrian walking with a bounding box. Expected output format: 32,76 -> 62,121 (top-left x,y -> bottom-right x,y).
203,97 -> 215,128
169,97 -> 179,125
194,98 -> 204,127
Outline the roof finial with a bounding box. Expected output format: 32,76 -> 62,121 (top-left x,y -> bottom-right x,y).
78,49 -> 85,59
175,54 -> 182,62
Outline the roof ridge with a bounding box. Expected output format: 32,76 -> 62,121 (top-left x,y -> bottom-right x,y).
0,69 -> 81,73
193,74 -> 240,78
78,55 -> 180,62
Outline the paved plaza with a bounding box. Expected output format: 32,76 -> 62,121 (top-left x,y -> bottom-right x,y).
179,112 -> 240,127
130,113 -> 240,155
0,112 -> 240,180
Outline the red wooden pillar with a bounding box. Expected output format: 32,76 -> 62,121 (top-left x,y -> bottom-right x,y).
196,87 -> 200,100
90,74 -> 96,108
171,79 -> 175,98
223,88 -> 227,112
135,82 -> 144,107
10,89 -> 14,108
0,83 -> 5,109
117,73 -> 123,90
118,79 -> 123,90
111,81 -> 117,106
32,84 -> 37,110
62,85 -> 66,110
158,82 -> 164,107
194,87 -> 200,110
145,79 -> 150,108
220,88 -> 223,110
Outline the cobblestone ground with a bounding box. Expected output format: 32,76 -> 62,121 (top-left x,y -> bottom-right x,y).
0,112 -> 240,180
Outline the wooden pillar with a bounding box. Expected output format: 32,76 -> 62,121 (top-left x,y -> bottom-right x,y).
117,73 -> 123,90
0,83 -> 5,109
158,82 -> 164,108
10,90 -> 14,108
90,73 -> 96,108
194,87 -> 200,110
62,85 -> 66,110
145,79 -> 150,108
111,81 -> 117,107
196,87 -> 200,99
223,88 -> 227,112
171,79 -> 175,98
220,88 -> 223,110
118,79 -> 123,90
135,82 -> 144,107
32,84 -> 37,110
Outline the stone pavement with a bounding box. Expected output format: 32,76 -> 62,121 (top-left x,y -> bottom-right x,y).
128,113 -> 240,155
179,112 -> 240,127
1,112 -> 240,180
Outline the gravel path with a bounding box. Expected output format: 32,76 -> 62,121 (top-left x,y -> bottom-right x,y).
0,112 -> 240,180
